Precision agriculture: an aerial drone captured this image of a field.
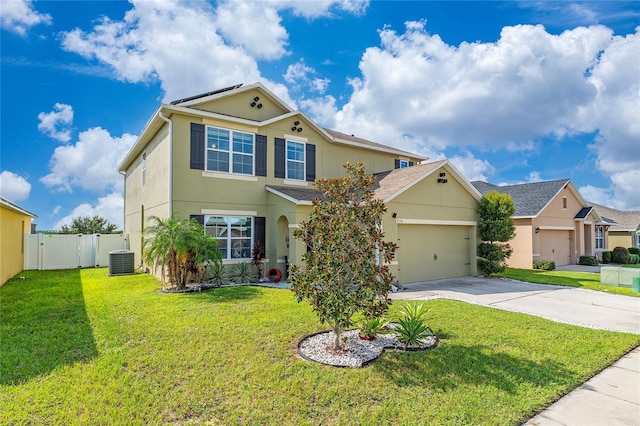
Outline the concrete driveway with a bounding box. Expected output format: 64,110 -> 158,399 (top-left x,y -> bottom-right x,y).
390,276 -> 640,334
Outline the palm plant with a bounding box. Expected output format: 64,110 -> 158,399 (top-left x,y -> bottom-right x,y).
393,302 -> 433,349
143,214 -> 221,289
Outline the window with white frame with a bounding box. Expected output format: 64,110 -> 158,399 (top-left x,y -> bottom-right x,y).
204,216 -> 252,260
399,160 -> 409,168
286,140 -> 305,180
595,226 -> 604,249
206,126 -> 254,175
636,233 -> 640,248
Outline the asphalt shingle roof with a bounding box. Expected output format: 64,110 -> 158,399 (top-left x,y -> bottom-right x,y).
471,179 -> 570,217
589,202 -> 640,232
267,161 -> 448,204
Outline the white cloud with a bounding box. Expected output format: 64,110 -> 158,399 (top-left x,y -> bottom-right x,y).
59,0 -> 362,103
37,103 -> 74,143
51,205 -> 61,216
300,95 -> 338,127
53,192 -> 124,231
284,59 -> 330,95
332,21 -> 639,209
448,152 -> 495,182
0,0 -> 51,36
214,1 -> 288,60
274,0 -> 369,18
526,171 -> 543,183
0,170 -> 31,201
40,127 -> 136,193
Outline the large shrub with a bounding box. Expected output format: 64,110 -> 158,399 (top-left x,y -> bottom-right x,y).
533,260 -> 555,271
629,254 -> 640,264
478,242 -> 512,275
290,162 -> 397,350
578,256 -> 598,266
628,247 -> 640,256
611,247 -> 630,264
477,192 -> 515,275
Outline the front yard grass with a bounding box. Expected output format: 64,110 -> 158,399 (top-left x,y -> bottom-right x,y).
497,267 -> 640,297
2,268 -> 639,425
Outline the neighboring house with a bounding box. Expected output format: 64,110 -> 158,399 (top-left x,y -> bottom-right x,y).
590,202 -> 640,251
1,197 -> 37,286
119,82 -> 481,284
472,179 -> 607,268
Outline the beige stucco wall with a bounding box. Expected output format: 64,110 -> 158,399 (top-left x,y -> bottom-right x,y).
1,206 -> 31,286
123,125 -> 171,267
608,232 -> 635,249
508,184 -> 599,268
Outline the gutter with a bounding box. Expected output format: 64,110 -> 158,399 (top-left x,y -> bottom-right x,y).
158,110 -> 173,217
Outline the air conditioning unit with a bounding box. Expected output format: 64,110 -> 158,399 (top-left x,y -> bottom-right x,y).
109,250 -> 134,276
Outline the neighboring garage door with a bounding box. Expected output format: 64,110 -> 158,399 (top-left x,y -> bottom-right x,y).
397,225 -> 471,284
540,230 -> 571,266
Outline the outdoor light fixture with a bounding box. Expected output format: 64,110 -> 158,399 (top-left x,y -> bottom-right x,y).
535,227 -> 540,234
392,212 -> 397,218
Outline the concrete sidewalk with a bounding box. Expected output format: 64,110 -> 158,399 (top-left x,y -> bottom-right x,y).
390,276 -> 640,426
525,347 -> 640,426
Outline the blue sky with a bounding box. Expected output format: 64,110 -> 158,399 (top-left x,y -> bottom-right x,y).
1,0 -> 639,231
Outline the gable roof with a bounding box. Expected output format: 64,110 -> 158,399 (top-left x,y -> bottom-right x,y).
471,178 -> 581,218
0,197 -> 37,218
266,160 -> 481,205
589,202 -> 640,232
119,82 -> 426,172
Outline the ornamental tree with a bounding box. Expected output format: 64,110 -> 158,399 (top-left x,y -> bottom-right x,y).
477,191 -> 516,275
290,162 -> 398,350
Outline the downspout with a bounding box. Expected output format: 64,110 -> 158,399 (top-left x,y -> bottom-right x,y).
118,170 -> 128,249
158,110 -> 173,217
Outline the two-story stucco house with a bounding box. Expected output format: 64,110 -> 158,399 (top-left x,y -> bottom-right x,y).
118,83 -> 481,284
472,179 -> 608,268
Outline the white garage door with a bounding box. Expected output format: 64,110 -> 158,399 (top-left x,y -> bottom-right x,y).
397,225 -> 471,284
540,230 -> 571,266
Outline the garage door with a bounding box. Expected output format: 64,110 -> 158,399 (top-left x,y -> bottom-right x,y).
540,230 -> 571,266
397,225 -> 471,284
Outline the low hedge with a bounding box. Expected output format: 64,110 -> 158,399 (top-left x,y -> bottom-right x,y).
578,256 -> 598,266
628,247 -> 640,256
533,260 -> 556,271
629,254 -> 640,264
602,251 -> 612,263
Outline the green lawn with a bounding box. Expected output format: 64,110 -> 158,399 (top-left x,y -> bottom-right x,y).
497,267 -> 640,297
2,269 -> 639,425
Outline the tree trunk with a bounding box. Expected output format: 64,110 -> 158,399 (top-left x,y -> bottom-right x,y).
332,324 -> 343,350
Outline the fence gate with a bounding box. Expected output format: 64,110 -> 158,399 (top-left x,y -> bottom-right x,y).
24,234 -> 128,270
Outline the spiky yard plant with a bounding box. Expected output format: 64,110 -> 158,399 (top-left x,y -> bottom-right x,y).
290,162 -> 398,350
394,302 -> 433,349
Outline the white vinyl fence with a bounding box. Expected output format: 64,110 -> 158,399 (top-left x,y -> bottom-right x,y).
24,234 -> 128,270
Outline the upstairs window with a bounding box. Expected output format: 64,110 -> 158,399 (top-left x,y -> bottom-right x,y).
562,196 -> 567,209
206,126 -> 254,175
286,140 -> 305,180
399,160 -> 409,168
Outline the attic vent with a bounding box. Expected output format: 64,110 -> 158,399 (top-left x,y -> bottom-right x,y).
109,250 -> 134,276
